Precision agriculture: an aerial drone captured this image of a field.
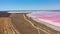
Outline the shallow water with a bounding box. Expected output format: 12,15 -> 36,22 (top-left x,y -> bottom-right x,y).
30,12 -> 60,23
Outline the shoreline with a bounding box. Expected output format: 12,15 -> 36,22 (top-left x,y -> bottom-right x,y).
26,13 -> 60,31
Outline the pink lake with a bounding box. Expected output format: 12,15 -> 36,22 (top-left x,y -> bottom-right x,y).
28,12 -> 60,27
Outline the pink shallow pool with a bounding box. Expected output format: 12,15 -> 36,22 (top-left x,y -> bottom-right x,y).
27,12 -> 60,27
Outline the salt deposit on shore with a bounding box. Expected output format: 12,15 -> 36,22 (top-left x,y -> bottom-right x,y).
27,12 -> 60,31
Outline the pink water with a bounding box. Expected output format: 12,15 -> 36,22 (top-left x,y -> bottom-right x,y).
31,12 -> 60,23
28,12 -> 60,26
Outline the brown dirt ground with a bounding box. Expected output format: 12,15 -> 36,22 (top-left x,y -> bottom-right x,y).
1,13 -> 59,34
0,17 -> 16,34
10,13 -> 60,34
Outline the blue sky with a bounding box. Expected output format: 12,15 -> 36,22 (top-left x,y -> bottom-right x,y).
0,0 -> 60,10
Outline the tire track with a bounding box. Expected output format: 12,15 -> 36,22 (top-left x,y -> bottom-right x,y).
23,14 -> 50,34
